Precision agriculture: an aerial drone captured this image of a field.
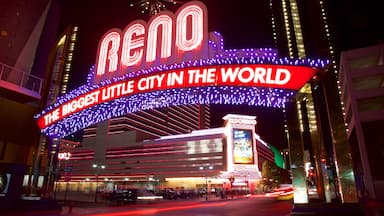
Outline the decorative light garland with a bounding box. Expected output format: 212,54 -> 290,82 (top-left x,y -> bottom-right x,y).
35,31 -> 329,138
40,86 -> 295,138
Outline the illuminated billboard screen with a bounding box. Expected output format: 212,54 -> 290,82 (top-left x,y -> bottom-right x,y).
233,129 -> 254,164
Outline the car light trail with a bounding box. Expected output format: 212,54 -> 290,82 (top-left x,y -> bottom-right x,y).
85,201 -> 229,216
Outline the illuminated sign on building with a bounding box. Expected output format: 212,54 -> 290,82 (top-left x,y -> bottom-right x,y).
228,118 -> 257,125
222,114 -> 260,178
58,152 -> 71,160
35,1 -> 329,138
233,129 -> 254,164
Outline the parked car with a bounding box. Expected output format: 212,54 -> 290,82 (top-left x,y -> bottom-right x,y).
107,189 -> 138,203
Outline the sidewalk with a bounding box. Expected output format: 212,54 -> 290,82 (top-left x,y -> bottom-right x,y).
291,200 -> 384,216
291,203 -> 364,216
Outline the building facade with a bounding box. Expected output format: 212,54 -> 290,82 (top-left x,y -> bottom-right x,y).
55,114 -> 274,200
339,44 -> 384,201
83,105 -> 210,142
0,1 -> 82,206
269,0 -> 361,204
0,0 -> 56,206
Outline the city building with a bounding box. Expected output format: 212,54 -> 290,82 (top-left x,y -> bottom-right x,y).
269,0 -> 347,204
0,1 -> 81,207
83,105 -> 210,142
268,0 -> 384,204
338,43 -> 384,201
55,114 -> 275,200
0,0 -> 55,206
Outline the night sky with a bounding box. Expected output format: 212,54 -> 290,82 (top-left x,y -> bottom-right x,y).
58,0 -> 383,149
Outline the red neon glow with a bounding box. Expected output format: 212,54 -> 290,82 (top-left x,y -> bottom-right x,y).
69,156 -> 94,160
265,185 -> 293,198
96,30 -> 121,76
121,22 -> 145,67
37,64 -> 317,129
176,4 -> 204,51
106,150 -> 186,158
86,201 -> 227,216
94,3 -> 207,84
146,15 -> 173,62
106,146 -> 186,154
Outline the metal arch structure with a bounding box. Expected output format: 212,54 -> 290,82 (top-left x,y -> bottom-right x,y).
35,58 -> 327,138
35,2 -> 328,138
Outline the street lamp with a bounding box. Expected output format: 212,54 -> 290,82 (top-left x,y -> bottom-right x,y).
228,176 -> 235,199
199,166 -> 213,201
93,163 -> 106,202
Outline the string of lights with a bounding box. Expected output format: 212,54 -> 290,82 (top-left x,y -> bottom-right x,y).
40,86 -> 296,138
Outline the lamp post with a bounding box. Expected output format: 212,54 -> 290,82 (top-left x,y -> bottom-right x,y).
93,163 -> 105,202
199,166 -> 213,201
54,139 -> 79,200
228,176 -> 235,199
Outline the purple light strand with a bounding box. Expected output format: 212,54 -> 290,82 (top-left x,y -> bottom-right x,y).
41,86 -> 295,138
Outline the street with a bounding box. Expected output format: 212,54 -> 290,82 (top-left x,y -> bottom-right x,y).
65,196 -> 292,216
3,195 -> 292,216
135,197 -> 292,216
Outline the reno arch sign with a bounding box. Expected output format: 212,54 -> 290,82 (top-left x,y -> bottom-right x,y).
94,1 -> 208,84
36,1 -> 328,138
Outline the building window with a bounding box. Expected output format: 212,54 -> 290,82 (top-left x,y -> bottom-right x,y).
352,73 -> 384,90
357,96 -> 384,112
348,55 -> 380,69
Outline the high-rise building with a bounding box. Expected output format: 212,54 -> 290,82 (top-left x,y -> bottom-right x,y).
269,0 -> 335,59
0,0 -> 61,207
339,44 -> 384,201
83,105 -> 210,142
35,24 -> 80,197
0,1 -> 83,207
270,0 -> 358,204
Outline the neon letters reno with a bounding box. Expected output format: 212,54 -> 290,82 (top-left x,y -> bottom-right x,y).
94,1 -> 208,84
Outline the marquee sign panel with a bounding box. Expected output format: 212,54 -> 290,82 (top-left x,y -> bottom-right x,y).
35,1 -> 328,138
